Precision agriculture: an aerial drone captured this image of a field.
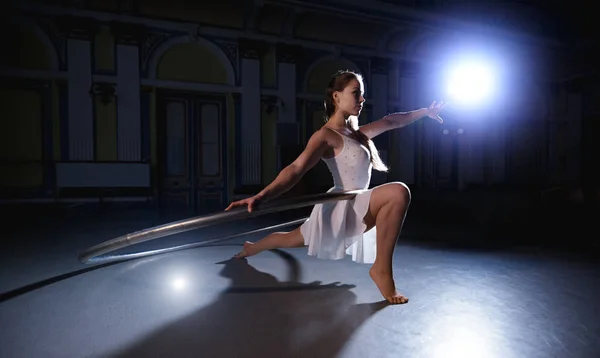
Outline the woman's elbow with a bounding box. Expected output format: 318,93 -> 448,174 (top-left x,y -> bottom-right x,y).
286,163 -> 305,178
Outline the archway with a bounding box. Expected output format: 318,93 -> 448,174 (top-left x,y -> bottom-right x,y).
148,35 -> 235,85
1,21 -> 59,71
304,55 -> 363,95
0,22 -> 58,193
147,36 -> 235,214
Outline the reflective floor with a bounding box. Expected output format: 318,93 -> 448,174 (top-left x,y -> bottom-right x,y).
1,204 -> 599,358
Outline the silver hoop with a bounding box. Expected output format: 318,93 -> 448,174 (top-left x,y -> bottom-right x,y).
78,190 -> 364,264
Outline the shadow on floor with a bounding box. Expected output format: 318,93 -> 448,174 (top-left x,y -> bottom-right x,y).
111,253 -> 388,358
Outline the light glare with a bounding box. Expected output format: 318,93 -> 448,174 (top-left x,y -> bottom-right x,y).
172,277 -> 186,290
446,62 -> 495,105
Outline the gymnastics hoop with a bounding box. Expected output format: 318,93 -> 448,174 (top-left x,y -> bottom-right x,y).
78,190 -> 364,264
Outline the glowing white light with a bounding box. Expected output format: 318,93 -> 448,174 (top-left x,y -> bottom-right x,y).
426,298 -> 502,358
457,128 -> 464,134
443,129 -> 450,135
446,62 -> 495,105
432,325 -> 493,358
172,277 -> 186,291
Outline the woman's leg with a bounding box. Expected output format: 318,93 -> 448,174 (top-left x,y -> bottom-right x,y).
362,182 -> 412,304
234,226 -> 305,258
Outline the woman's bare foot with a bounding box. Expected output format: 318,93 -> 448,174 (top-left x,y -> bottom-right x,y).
234,241 -> 260,259
369,267 -> 409,304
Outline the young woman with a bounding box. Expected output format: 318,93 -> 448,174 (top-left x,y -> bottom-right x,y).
225,70 -> 446,304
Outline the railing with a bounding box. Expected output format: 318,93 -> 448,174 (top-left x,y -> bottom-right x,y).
78,190 -> 365,264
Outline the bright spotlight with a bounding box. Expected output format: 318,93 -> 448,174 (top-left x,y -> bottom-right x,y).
172,277 -> 187,291
446,62 -> 495,105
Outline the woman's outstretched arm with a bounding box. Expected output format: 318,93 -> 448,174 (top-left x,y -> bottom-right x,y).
359,101 -> 446,139
225,128 -> 331,212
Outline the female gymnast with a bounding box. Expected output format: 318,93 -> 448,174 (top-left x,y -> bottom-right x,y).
225,70 -> 446,304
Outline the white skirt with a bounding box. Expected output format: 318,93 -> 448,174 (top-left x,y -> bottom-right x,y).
299,188 -> 377,264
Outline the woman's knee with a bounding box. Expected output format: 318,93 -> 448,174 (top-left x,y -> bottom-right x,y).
384,182 -> 411,205
366,182 -> 411,224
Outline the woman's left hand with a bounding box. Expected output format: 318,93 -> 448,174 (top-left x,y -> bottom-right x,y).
426,101 -> 447,124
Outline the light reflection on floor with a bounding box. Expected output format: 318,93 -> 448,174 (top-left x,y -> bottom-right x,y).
1,210 -> 598,358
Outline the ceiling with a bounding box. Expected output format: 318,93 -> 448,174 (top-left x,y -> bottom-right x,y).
376,0 -> 595,44
284,0 -> 592,46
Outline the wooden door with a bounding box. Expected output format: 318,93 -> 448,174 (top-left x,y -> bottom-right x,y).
157,91 -> 226,215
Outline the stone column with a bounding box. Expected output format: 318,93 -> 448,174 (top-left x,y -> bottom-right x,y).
370,57 -> 391,185
58,16 -> 98,161
484,117 -> 506,185
464,120 -> 485,186
395,60 -> 418,185
275,43 -> 303,171
386,60 -> 400,181
545,85 -> 568,186
112,22 -> 146,161
239,39 -> 268,185
565,90 -> 583,184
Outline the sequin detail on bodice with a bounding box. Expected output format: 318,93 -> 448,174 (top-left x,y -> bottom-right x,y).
322,131 -> 372,191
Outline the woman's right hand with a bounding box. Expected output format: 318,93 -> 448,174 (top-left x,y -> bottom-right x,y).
223,129 -> 329,214
224,194 -> 263,213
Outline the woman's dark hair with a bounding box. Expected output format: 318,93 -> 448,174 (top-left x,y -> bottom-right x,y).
323,70 -> 388,172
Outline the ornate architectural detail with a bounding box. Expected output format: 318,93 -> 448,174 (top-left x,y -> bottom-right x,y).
140,31 -> 172,73
48,15 -> 99,70
35,18 -> 67,70
90,83 -> 117,105
238,38 -> 269,59
261,95 -> 282,115
214,39 -> 239,76
110,21 -> 147,46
